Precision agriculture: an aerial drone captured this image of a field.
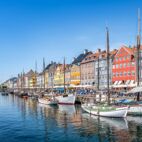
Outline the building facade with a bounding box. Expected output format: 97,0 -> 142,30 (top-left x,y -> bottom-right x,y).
54,64 -> 64,86
80,52 -> 96,86
65,65 -> 71,86
112,46 -> 136,90
24,70 -> 37,89
95,49 -> 117,90
48,62 -> 57,88
70,49 -> 92,86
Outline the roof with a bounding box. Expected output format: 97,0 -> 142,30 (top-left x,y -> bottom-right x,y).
4,77 -> 17,83
44,62 -> 56,71
81,49 -> 117,64
25,69 -> 35,77
72,50 -> 92,65
56,64 -> 71,72
115,45 -> 134,57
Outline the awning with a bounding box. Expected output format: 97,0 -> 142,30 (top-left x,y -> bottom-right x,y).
127,86 -> 142,94
114,81 -> 118,85
118,81 -> 122,85
130,80 -> 134,84
125,80 -> 130,85
129,80 -> 136,87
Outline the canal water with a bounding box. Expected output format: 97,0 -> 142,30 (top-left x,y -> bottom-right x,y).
0,94 -> 142,142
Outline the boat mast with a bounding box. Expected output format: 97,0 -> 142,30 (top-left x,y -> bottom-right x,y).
43,58 -> 46,92
35,60 -> 37,92
51,62 -> 55,95
136,8 -> 141,101
106,27 -> 110,105
20,72 -> 22,92
97,51 -> 100,91
63,57 -> 66,94
22,69 -> 24,92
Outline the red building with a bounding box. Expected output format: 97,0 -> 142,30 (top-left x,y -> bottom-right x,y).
112,46 -> 136,90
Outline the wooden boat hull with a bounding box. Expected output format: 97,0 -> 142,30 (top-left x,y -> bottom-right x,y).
38,98 -> 58,105
81,104 -> 128,118
56,94 -> 76,105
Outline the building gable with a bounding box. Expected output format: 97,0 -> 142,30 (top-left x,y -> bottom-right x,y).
115,46 -> 133,57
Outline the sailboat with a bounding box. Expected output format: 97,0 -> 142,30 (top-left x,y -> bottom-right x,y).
81,27 -> 128,118
38,58 -> 58,105
124,9 -> 142,116
55,58 -> 76,105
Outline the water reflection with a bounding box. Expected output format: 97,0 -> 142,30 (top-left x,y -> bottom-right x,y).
82,113 -> 128,130
0,94 -> 142,142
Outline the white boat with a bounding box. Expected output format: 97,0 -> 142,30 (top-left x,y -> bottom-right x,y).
81,104 -> 128,118
38,97 -> 58,105
128,104 -> 142,116
56,94 -> 76,105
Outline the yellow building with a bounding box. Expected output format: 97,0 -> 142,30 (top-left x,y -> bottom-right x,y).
45,71 -> 48,88
54,64 -> 64,86
29,74 -> 37,88
70,64 -> 80,85
70,49 -> 92,86
24,70 -> 37,88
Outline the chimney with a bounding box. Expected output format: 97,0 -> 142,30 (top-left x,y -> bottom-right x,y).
98,48 -> 101,53
72,57 -> 76,62
84,49 -> 88,54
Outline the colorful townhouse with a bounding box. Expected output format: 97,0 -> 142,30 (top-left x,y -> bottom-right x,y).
70,49 -> 92,86
80,52 -> 96,86
3,77 -> 17,89
112,46 -> 136,90
54,64 -> 64,87
94,49 -> 117,90
47,62 -> 57,88
36,72 -> 44,89
24,70 -> 37,89
65,65 -> 71,86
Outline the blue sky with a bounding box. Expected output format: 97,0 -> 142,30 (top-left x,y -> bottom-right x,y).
0,0 -> 142,83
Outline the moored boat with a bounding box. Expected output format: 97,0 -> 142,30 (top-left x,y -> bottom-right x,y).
81,104 -> 128,118
38,97 -> 58,105
116,99 -> 142,116
128,104 -> 142,116
55,94 -> 76,105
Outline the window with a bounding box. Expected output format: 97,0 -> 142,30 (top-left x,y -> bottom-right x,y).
117,72 -> 119,76
132,62 -> 135,66
124,72 -> 127,76
132,71 -> 135,76
120,72 -> 122,76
